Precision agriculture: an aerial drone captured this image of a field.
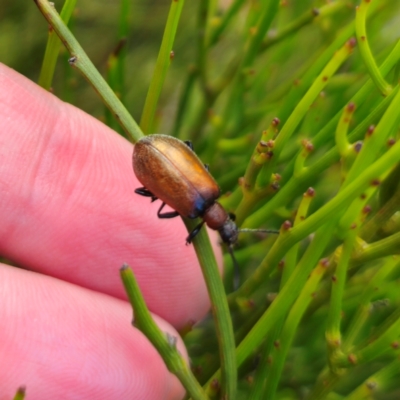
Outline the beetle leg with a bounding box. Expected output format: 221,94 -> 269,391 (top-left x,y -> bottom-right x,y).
228,212 -> 236,221
184,140 -> 193,151
157,202 -> 180,219
204,163 -> 209,171
186,221 -> 205,244
135,187 -> 158,202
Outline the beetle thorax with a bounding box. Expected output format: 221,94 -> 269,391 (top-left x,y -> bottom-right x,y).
203,202 -> 239,245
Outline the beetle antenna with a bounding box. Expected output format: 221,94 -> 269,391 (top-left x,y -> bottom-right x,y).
238,228 -> 279,234
227,245 -> 240,291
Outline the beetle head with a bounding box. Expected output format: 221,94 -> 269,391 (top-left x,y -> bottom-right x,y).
218,218 -> 239,245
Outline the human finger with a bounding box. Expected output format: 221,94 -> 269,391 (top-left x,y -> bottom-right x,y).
0,264 -> 187,400
0,64 -> 223,329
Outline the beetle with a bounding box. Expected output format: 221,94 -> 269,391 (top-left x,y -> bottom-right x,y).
132,134 -> 239,245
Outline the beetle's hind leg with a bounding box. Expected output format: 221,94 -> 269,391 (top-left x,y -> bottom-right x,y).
186,221 -> 205,245
135,187 -> 158,202
157,202 -> 180,219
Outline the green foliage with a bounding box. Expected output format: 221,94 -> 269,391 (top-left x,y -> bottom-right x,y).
13,0 -> 400,399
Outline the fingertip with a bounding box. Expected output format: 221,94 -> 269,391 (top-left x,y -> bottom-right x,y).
0,64 -> 224,329
0,264 -> 187,400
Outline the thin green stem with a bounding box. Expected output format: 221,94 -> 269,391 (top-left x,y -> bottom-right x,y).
12,387 -> 26,400
262,2 -> 347,51
203,0 -> 280,157
241,0 -> 280,69
335,103 -> 354,158
233,135 -> 400,302
336,306 -> 400,368
267,39 -> 356,178
277,19 -> 356,126
183,219 -> 237,400
326,229 -> 357,369
344,357 -> 400,399
307,369 -> 342,400
173,65 -> 198,139
342,78 -> 400,190
234,38 -> 355,224
120,265 -> 208,400
242,120 -> 278,192
355,0 -> 392,96
343,257 -> 398,351
140,0 -> 185,134
244,81 -> 400,237
208,221 -> 336,390
34,0 -> 143,142
245,189 -> 314,400
351,232 -> 400,267
360,183 -> 400,242
263,258 -> 329,399
38,0 -> 77,90
105,38 -> 128,135
281,187 -> 314,286
208,0 -> 245,47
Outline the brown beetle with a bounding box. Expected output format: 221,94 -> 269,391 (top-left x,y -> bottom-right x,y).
132,134 -> 238,245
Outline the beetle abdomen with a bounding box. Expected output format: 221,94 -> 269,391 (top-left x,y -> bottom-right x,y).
133,134 -> 220,218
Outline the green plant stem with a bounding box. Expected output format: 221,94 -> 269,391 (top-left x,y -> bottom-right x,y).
326,229 -> 358,369
336,306 -> 400,368
335,103 -> 354,158
261,1 -> 347,51
243,84 -> 399,230
173,65 -> 198,139
308,369 -> 342,400
276,17 -> 356,126
241,0 -> 280,68
242,120 -> 278,191
140,0 -> 185,134
38,0 -> 77,89
197,1 -> 213,103
231,2 -> 395,224
183,219 -> 236,400
208,0 -> 245,47
343,257 -> 398,351
379,161 -> 400,207
34,0 -> 143,143
105,38 -> 128,135
120,265 -> 208,400
12,387 -> 26,400
232,133 -> 400,304
269,38 -> 355,167
234,38 -> 355,224
247,319 -> 285,400
103,0 -> 129,133
203,0 -> 280,157
263,258 -> 329,399
355,0 -> 392,96
351,232 -> 400,267
107,0 -> 130,107
281,187 -> 314,285
344,357 -> 400,400
207,221 -> 336,391
243,52 -> 400,232
360,184 -> 400,241
249,190 -> 316,400
342,82 -> 400,191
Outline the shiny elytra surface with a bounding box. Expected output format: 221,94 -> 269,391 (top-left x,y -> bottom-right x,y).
133,134 -> 220,218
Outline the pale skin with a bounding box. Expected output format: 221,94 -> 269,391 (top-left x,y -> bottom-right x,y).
0,64 -> 223,399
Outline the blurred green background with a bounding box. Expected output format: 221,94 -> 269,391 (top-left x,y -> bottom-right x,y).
0,0 -> 198,128
2,0 -> 399,140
